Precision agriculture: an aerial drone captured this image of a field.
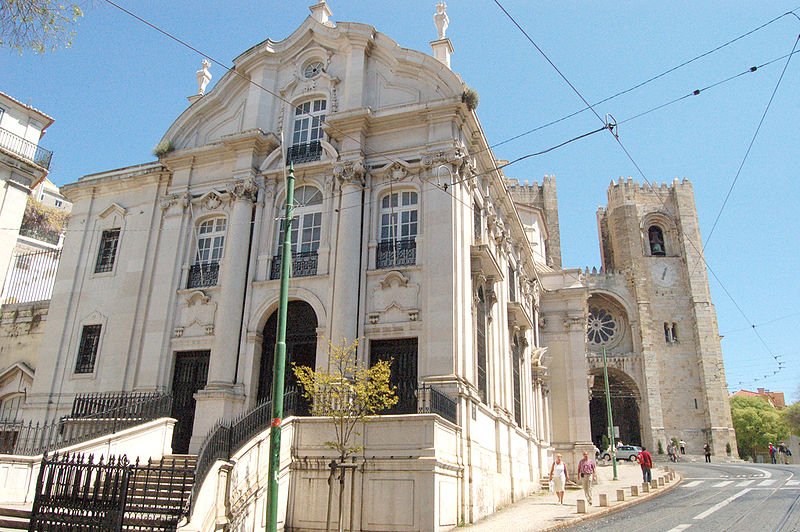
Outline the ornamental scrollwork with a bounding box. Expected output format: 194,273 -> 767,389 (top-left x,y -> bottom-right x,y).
227,177 -> 259,202
333,159 -> 366,186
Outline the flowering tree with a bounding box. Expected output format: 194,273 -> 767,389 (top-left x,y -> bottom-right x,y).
292,338 -> 398,461
1,1 -> 85,53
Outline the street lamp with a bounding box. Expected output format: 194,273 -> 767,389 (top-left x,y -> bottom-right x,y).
266,162 -> 296,532
602,346 -> 618,480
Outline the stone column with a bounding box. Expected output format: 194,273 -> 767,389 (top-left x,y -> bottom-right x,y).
328,160 -> 365,346
192,177 -> 257,448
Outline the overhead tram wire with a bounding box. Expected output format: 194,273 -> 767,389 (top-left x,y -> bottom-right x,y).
487,6 -> 800,153
95,0 -> 799,228
492,0 -> 789,383
697,33 -> 800,255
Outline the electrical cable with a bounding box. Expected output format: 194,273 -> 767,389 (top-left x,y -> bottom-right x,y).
493,0 -> 796,387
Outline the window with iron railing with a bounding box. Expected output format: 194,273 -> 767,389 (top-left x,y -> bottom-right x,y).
271,186 -> 321,279
188,218 -> 226,288
95,229 -> 120,273
377,191 -> 418,269
75,324 -> 102,374
288,99 -> 326,163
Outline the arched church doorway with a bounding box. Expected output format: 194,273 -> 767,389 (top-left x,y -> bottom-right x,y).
258,301 -> 317,415
589,368 -> 641,448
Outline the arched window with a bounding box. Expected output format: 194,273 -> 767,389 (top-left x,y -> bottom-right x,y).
271,186 -> 322,279
648,225 -> 666,256
0,393 -> 23,422
476,287 -> 488,402
188,217 -> 226,288
376,190 -> 418,268
289,99 -> 326,163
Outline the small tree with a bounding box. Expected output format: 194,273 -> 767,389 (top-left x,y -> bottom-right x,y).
293,338 -> 398,461
657,440 -> 664,455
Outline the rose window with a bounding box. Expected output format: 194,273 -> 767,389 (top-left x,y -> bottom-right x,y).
587,307 -> 617,345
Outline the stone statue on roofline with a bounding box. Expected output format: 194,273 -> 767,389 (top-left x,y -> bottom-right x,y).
196,59 -> 212,96
434,2 -> 449,39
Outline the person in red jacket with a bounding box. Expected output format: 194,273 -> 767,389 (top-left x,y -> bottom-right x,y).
637,446 -> 653,483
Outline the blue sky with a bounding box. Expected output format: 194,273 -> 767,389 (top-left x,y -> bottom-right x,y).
4,1 -> 798,402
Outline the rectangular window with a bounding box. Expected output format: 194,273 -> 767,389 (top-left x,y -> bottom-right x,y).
473,203 -> 482,243
55,200 -> 63,207
664,322 -> 678,343
512,341 -> 522,427
95,229 -> 121,273
508,266 -> 517,302
75,324 -> 102,374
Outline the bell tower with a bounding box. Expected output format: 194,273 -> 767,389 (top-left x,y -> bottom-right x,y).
596,177 -> 737,457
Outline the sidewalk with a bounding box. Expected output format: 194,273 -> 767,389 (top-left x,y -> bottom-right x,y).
466,461 -> 680,531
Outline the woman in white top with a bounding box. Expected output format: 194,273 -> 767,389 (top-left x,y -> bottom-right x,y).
549,453 -> 569,504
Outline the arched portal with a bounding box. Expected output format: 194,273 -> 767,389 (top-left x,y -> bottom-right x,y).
589,368 -> 641,447
258,301 -> 318,415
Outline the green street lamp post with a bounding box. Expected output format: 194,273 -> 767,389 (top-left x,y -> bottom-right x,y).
266,163 -> 296,532
602,346 -> 618,480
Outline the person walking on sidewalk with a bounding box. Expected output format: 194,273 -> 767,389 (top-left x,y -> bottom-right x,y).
637,446 -> 653,483
704,443 -> 712,463
578,451 -> 598,505
549,453 -> 569,505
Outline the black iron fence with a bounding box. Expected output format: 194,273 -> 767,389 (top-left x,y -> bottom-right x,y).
416,384 -> 458,425
192,388 -> 300,508
269,251 -> 319,280
0,392 -> 172,455
30,452 -> 194,531
376,238 -> 416,269
0,127 -> 53,170
186,261 -> 219,288
0,248 -> 61,305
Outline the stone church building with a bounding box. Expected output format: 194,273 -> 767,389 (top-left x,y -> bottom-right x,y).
5,2 -> 735,529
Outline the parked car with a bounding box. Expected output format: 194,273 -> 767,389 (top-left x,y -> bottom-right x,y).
602,445 -> 642,462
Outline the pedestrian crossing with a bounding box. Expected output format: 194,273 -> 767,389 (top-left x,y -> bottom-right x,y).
680,478 -> 799,489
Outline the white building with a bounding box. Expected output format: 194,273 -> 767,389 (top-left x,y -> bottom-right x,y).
9,2 -> 735,530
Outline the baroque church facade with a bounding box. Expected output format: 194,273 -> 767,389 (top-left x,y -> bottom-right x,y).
8,2 -> 735,529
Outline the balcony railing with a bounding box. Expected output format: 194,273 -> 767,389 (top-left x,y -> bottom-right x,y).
0,127 -> 53,170
270,251 -> 318,280
187,262 -> 219,288
376,238 -> 416,269
287,140 -> 322,164
1,248 -> 61,305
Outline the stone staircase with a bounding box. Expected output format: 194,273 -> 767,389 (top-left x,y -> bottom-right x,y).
122,454 -> 197,530
0,506 -> 30,530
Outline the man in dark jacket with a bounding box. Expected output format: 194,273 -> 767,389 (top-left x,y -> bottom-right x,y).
637,447 -> 653,483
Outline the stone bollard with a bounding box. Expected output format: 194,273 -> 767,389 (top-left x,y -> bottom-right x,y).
577,499 -> 587,514
651,480 -> 658,490
642,482 -> 650,493
616,489 -> 625,502
631,485 -> 639,496
599,493 -> 609,507
658,477 -> 665,487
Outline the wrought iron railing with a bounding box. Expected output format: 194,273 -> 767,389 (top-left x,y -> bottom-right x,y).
416,384 -> 458,425
269,251 -> 319,280
0,127 -> 53,170
0,392 -> 172,455
376,238 -> 416,269
191,388 -> 300,509
287,140 -> 322,164
71,391 -> 167,418
18,225 -> 61,245
187,261 -> 219,288
0,248 -> 61,305
30,452 -> 194,531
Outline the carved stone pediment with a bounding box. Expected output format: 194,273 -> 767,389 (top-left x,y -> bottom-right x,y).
176,291 -> 217,337
369,271 -> 420,324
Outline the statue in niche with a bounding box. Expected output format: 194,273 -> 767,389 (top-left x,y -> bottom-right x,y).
434,2 -> 449,39
196,59 -> 212,95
